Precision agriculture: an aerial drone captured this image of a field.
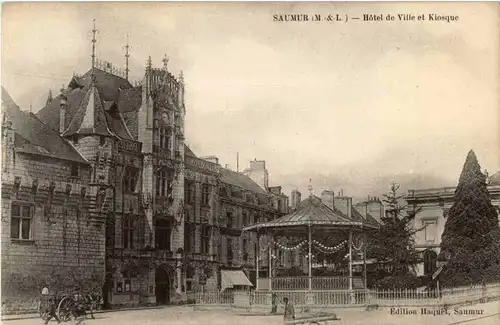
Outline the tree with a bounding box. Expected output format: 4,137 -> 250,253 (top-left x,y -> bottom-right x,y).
439,150 -> 500,287
370,183 -> 421,289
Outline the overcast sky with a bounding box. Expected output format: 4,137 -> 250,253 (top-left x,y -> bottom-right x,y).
2,2 -> 499,199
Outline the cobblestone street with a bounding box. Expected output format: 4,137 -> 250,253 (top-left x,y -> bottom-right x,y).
2,301 -> 499,325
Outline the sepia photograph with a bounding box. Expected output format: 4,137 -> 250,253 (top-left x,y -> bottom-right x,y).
1,2 -> 499,325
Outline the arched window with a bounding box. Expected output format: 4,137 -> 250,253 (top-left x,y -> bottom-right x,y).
423,250 -> 438,275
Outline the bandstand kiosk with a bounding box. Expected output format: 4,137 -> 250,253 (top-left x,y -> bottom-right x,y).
242,191 -> 378,304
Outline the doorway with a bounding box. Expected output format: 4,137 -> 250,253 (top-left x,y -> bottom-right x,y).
155,267 -> 171,305
423,250 -> 438,275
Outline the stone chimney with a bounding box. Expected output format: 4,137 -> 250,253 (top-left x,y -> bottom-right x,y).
59,92 -> 68,135
320,190 -> 335,210
366,196 -> 383,223
201,156 -> 219,165
354,202 -> 368,219
334,196 -> 353,220
291,189 -> 302,210
244,159 -> 269,191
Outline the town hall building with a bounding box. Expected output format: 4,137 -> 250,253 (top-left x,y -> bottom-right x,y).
1,27 -> 288,309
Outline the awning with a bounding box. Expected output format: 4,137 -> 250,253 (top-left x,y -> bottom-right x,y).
221,270 -> 253,292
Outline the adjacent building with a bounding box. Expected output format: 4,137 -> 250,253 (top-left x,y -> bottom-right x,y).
406,171 -> 500,277
183,154 -> 289,293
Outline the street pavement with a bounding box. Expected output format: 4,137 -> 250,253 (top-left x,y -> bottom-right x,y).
1,301 -> 499,325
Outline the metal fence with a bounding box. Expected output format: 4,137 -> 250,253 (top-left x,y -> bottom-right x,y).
271,276 -> 353,290
188,282 -> 500,308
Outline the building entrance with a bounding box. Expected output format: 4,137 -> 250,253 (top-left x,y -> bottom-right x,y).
155,267 -> 171,304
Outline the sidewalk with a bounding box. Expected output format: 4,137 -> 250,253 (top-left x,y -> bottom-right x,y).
1,305 -> 172,321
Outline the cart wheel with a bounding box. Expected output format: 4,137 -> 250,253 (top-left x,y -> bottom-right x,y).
57,297 -> 75,321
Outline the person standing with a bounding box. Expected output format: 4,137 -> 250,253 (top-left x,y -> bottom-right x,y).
283,297 -> 295,321
40,287 -> 61,325
271,293 -> 278,314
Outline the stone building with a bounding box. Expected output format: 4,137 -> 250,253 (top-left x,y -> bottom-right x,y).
1,87 -> 105,309
34,55 -> 187,306
182,150 -> 220,293
2,29 -> 289,307
182,153 -> 289,293
405,170 -> 500,277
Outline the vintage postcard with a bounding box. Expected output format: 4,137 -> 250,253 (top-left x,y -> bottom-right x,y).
1,2 -> 499,325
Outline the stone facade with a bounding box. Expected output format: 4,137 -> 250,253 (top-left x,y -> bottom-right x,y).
406,173 -> 500,277
183,155 -> 289,293
2,46 -> 289,308
1,89 -> 105,311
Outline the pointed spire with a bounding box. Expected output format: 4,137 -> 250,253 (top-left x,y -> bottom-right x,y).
308,178 -> 313,197
91,19 -> 98,69
123,34 -> 130,80
90,19 -> 99,84
46,90 -> 53,105
179,70 -> 184,84
146,55 -> 152,71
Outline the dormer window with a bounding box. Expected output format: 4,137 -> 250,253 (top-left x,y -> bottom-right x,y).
71,164 -> 79,177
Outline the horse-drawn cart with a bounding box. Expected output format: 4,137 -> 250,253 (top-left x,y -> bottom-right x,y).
284,312 -> 340,325
38,293 -> 101,322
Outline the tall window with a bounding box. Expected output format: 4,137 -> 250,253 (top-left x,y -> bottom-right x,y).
226,212 -> 233,229
155,219 -> 172,250
201,184 -> 210,206
184,224 -> 195,253
227,237 -> 233,262
242,239 -> 248,262
11,203 -> 32,240
423,220 -> 437,243
242,212 -> 248,227
123,216 -> 135,249
156,170 -> 172,197
124,167 -> 139,193
201,226 -> 211,254
159,127 -> 170,149
105,214 -> 115,248
185,182 -> 194,205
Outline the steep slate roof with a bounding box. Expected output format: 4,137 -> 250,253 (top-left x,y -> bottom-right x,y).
117,87 -> 142,113
221,168 -> 267,195
79,68 -> 133,102
185,145 -> 266,195
63,85 -> 115,137
243,195 -> 378,231
36,68 -> 134,140
2,86 -> 87,164
36,88 -> 87,133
